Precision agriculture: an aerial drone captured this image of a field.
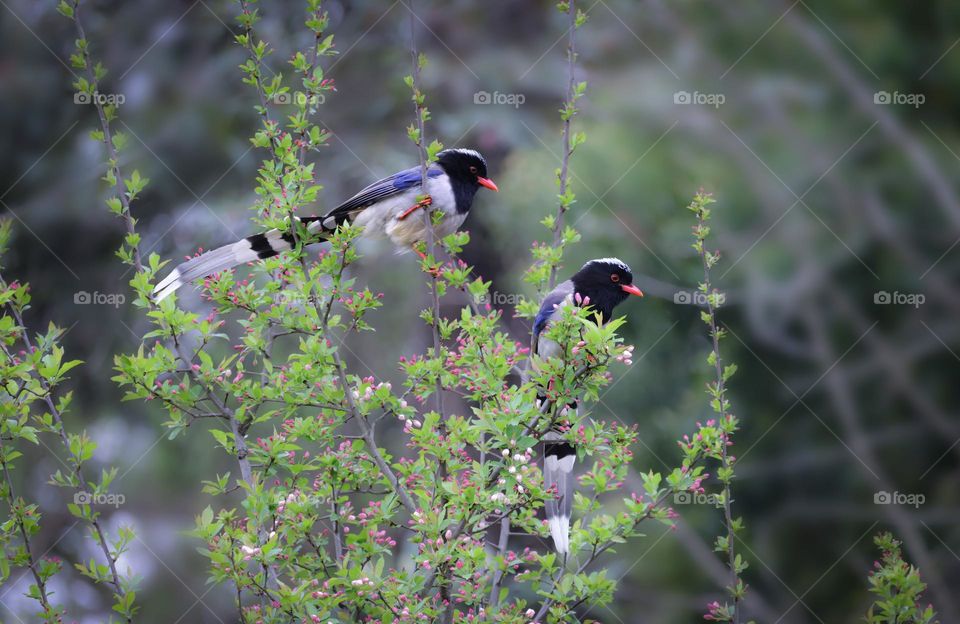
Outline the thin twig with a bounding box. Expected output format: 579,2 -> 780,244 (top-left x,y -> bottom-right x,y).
487,516 -> 511,607
71,1 -> 142,272
1,274 -> 131,621
694,204 -> 742,624
0,458 -> 56,615
547,0 -> 579,291
533,481 -> 697,620
406,5 -> 454,620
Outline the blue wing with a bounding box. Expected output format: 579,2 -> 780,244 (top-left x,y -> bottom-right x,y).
322,165 -> 444,225
533,280 -> 574,339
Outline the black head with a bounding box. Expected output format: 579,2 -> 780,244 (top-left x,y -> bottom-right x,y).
436,149 -> 498,213
569,257 -> 644,323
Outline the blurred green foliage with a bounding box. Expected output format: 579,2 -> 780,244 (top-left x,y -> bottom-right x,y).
1,0 -> 959,621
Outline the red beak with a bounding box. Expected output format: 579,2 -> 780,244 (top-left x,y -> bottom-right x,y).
621,283 -> 644,297
476,176 -> 499,192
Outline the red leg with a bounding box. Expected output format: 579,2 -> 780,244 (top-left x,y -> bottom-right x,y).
397,195 -> 433,221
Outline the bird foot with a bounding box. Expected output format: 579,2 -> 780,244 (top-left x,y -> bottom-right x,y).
397,195 -> 433,221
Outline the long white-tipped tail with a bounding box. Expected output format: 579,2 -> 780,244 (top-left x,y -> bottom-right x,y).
544,439 -> 575,556
153,221 -> 328,302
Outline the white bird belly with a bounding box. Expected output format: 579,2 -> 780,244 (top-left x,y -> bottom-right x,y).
383,175 -> 464,247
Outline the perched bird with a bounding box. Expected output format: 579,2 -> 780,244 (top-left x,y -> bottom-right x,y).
153,149 -> 497,301
532,258 -> 644,555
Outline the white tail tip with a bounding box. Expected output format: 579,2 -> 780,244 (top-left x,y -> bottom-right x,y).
549,515 -> 570,555
153,269 -> 182,302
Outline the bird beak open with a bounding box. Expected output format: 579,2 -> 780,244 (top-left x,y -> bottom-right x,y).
477,176 -> 499,192
621,283 -> 644,297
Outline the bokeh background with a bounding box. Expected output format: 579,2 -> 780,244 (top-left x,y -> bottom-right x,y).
2,0 -> 959,621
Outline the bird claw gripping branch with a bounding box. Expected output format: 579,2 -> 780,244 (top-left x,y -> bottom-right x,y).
397,195 -> 433,221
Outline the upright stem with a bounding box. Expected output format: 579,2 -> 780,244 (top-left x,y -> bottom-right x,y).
236,0 -> 299,254
407,5 -> 444,421
527,0 -> 582,376
1,275 -> 131,622
533,482 -> 696,620
692,197 -> 742,624
487,516 -> 511,607
702,289 -> 740,624
548,0 -> 578,291
0,458 -> 55,616
71,2 -> 142,273
171,333 -> 273,606
407,5 -> 452,621
330,492 -> 344,562
318,246 -> 417,515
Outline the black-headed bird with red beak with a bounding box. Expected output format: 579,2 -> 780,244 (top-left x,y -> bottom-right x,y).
153,148 -> 497,302
531,258 -> 643,555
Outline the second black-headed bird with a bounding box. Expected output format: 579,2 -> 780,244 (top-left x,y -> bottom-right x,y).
153,148 -> 497,301
532,258 -> 644,555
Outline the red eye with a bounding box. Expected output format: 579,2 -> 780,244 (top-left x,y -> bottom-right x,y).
610,273 -> 620,283
469,166 -> 478,174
